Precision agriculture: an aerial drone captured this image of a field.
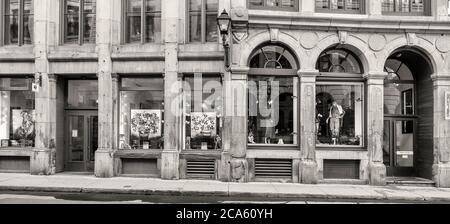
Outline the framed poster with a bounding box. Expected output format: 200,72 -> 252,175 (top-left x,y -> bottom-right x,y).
11,109 -> 36,142
446,91 -> 450,120
191,112 -> 217,138
130,109 -> 162,139
1,139 -> 9,148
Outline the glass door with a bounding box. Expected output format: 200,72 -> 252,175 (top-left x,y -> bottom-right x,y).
65,111 -> 98,172
383,118 -> 416,177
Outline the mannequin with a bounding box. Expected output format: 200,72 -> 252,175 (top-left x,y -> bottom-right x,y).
327,100 -> 345,145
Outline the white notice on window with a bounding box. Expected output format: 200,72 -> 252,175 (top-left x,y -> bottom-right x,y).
72,130 -> 78,138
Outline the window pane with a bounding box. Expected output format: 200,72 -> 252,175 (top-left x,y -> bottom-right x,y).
346,0 -> 360,10
145,14 -> 161,43
184,75 -> 223,150
23,15 -> 34,44
189,13 -> 201,42
127,0 -> 142,12
397,0 -> 410,12
249,0 -> 263,6
330,0 -> 345,10
83,0 -> 96,14
206,14 -> 218,42
189,0 -> 202,11
316,84 -> 364,146
120,78 -> 164,150
248,76 -> 298,145
83,13 -> 96,43
206,0 -> 218,11
281,0 -> 295,7
0,78 -> 35,149
24,0 -> 34,14
382,0 -> 395,12
67,80 -> 98,108
316,0 -> 329,9
411,0 -> 424,12
65,0 -> 80,43
4,0 -> 19,45
146,0 -> 161,12
384,83 -> 415,115
126,14 -> 141,43
265,0 -> 278,7
318,49 -> 362,74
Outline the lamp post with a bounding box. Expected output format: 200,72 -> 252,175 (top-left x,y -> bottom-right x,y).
217,9 -> 231,70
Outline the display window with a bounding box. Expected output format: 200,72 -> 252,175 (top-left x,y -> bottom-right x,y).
0,78 -> 35,148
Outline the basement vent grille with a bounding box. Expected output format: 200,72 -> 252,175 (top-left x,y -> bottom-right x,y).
255,159 -> 292,179
186,159 -> 216,179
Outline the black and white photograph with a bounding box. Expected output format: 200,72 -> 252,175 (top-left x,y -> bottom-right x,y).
1,0 -> 450,217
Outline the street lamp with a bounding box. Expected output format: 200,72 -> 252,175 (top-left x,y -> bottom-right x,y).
217,9 -> 231,70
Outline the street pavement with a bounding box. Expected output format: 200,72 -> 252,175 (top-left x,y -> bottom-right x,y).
0,173 -> 450,203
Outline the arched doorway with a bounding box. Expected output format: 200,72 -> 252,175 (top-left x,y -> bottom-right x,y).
383,48 -> 434,179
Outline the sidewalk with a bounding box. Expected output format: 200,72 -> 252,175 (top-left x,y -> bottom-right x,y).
1,173 -> 450,202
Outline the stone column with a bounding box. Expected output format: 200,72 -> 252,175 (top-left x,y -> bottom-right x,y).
365,72 -> 387,186
367,0 -> 382,16
227,66 -> 249,183
432,75 -> 450,188
161,0 -> 180,180
298,71 -> 318,184
31,0 -> 57,175
95,0 -> 116,178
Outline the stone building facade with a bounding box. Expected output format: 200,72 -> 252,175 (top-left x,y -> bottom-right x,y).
0,0 -> 450,187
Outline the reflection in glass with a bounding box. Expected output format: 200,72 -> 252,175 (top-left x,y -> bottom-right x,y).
316,83 -> 364,146
125,0 -> 161,43
4,0 -> 20,45
120,78 -> 164,150
315,0 -> 360,11
69,115 -> 85,162
318,48 -> 363,74
188,0 -> 218,42
395,120 -> 414,167
248,76 -> 298,146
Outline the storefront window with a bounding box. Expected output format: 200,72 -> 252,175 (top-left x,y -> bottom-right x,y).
183,74 -> 223,150
0,78 -> 35,148
316,83 -> 364,146
119,77 -> 164,150
248,76 -> 298,145
318,48 -> 362,74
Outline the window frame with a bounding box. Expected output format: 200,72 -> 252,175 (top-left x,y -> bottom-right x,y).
61,0 -> 97,45
315,80 -> 366,149
122,0 -> 162,44
315,0 -> 365,14
186,0 -> 219,43
118,75 -> 165,151
248,0 -> 300,12
1,0 -> 34,46
181,73 -> 224,151
381,0 -> 431,16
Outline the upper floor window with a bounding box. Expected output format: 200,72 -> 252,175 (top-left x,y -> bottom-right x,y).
382,0 -> 430,16
124,0 -> 161,44
63,0 -> 96,45
188,0 -> 218,43
316,0 -> 363,14
3,0 -> 34,46
248,0 -> 299,11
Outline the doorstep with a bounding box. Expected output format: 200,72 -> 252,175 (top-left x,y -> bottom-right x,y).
386,177 -> 436,187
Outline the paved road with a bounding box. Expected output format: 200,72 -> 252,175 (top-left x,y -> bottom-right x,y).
1,191 -> 447,204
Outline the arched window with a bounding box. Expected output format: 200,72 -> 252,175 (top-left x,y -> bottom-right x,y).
247,44 -> 299,147
317,48 -> 363,74
249,45 -> 298,69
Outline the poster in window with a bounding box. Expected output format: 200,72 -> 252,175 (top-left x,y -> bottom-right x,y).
130,110 -> 162,139
12,110 -> 36,144
191,112 -> 217,138
446,91 -> 450,120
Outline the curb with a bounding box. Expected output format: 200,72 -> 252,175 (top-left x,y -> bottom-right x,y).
2,185 -> 450,202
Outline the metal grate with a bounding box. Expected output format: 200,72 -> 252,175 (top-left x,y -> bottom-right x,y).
255,159 -> 293,179
186,159 -> 216,179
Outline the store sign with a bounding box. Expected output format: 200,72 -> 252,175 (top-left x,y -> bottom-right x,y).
446,91 -> 450,120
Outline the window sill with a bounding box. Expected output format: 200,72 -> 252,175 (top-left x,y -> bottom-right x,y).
0,148 -> 33,157
180,150 -> 222,159
248,145 -> 299,151
316,146 -> 366,151
114,149 -> 162,159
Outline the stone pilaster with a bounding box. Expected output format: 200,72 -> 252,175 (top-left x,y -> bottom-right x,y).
161,0 -> 180,180
432,75 -> 450,188
30,0 -> 57,175
227,66 -> 249,183
298,71 -> 319,184
365,72 -> 388,186
95,0 -> 116,178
